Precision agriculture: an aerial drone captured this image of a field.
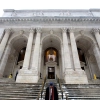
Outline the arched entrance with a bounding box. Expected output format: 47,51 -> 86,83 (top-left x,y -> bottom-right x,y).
3,35 -> 27,80
76,36 -> 100,81
41,34 -> 62,79
44,47 -> 58,79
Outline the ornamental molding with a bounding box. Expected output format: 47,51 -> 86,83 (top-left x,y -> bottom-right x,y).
3,26 -> 100,32
0,17 -> 100,22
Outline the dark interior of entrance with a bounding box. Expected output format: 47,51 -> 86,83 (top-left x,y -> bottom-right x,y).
48,67 -> 55,79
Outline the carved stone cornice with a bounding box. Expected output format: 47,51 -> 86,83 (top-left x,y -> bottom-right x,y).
0,17 -> 100,22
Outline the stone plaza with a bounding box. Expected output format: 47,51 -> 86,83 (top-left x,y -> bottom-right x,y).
0,9 -> 100,84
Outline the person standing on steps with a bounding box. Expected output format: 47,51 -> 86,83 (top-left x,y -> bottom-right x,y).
45,82 -> 58,100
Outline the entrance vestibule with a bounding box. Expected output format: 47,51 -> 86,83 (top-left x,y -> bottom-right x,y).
48,67 -> 55,79
41,34 -> 62,80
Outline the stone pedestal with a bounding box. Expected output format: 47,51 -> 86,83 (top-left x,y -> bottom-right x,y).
64,70 -> 88,84
16,69 -> 39,83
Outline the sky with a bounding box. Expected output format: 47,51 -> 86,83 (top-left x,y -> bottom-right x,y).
0,0 -> 100,16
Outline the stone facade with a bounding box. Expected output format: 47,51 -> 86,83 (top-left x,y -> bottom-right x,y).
0,9 -> 100,84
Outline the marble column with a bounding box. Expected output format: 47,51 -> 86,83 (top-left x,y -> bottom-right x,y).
16,29 -> 36,83
93,43 -> 100,70
62,28 -> 72,70
69,28 -> 81,70
93,29 -> 100,50
22,29 -> 34,70
0,29 -> 11,61
38,44 -> 42,77
0,43 -> 11,77
61,44 -> 64,76
31,28 -> 41,82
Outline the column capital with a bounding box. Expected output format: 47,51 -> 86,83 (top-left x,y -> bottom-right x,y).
61,28 -> 67,33
5,28 -> 11,33
68,28 -> 75,33
92,28 -> 100,33
36,28 -> 42,33
29,28 -> 35,33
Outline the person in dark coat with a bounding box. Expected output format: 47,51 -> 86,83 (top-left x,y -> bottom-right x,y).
45,82 -> 58,100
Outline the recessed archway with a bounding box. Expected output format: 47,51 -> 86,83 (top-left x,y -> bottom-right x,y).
3,35 -> 28,80
76,36 -> 100,81
41,34 -> 62,79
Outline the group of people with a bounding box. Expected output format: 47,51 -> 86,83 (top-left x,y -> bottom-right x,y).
45,82 -> 58,100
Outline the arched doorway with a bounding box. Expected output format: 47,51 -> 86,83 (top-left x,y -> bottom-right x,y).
3,36 -> 27,80
76,36 -> 100,81
44,47 -> 58,79
41,34 -> 62,79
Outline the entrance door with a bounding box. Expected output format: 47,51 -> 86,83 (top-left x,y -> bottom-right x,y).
48,67 -> 55,79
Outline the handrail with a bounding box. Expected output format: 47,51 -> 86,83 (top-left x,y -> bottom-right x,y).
37,76 -> 46,100
66,94 -> 68,100
56,75 -> 63,99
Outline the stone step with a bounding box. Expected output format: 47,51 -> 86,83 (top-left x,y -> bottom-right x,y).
0,91 -> 40,94
0,97 -> 36,100
60,84 -> 100,99
0,82 -> 42,99
46,79 -> 57,83
0,95 -> 37,98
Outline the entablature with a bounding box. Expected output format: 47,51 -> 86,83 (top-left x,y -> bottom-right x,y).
0,17 -> 100,22
2,9 -> 100,18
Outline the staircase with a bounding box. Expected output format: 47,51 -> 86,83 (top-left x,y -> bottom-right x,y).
38,78 -> 100,100
0,82 -> 42,100
38,79 -> 64,100
0,78 -> 100,100
62,84 -> 100,100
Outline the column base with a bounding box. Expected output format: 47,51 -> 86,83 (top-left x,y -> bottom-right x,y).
16,69 -> 39,83
64,70 -> 88,84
